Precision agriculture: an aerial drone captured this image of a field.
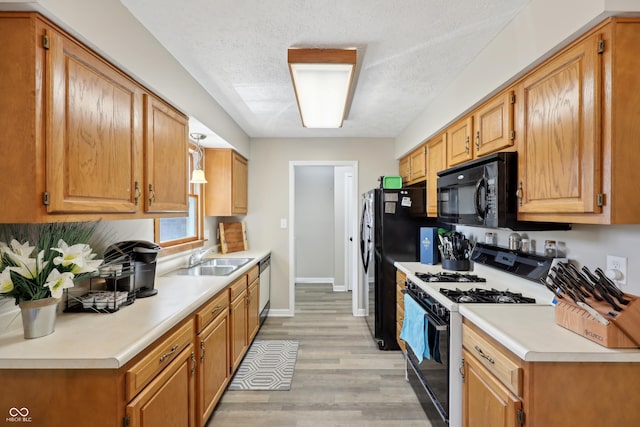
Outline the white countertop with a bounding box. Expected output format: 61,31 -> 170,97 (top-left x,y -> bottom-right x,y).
395,261 -> 640,363
460,304 -> 640,362
0,249 -> 270,370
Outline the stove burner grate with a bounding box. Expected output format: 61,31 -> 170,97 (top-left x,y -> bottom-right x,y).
415,272 -> 487,283
440,288 -> 536,304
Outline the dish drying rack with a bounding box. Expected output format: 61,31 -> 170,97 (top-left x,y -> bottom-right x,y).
64,254 -> 136,313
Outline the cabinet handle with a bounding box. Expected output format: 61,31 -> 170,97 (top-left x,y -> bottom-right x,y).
516,182 -> 523,206
159,344 -> 179,362
134,181 -> 141,206
475,131 -> 480,151
211,305 -> 223,317
474,345 -> 495,364
191,351 -> 196,377
465,136 -> 470,154
200,340 -> 205,364
459,359 -> 465,383
148,184 -> 155,206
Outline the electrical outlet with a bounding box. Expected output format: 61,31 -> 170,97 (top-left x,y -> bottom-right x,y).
606,255 -> 627,286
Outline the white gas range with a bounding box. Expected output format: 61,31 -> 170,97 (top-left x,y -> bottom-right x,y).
396,243 -> 557,427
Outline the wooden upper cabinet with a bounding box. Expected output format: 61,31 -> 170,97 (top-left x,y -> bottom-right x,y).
399,156 -> 410,184
473,90 -> 515,157
143,95 -> 189,214
45,28 -> 143,214
446,115 -> 474,167
517,32 -> 601,216
204,149 -> 248,216
426,133 -> 446,217
409,145 -> 427,182
0,13 -> 188,222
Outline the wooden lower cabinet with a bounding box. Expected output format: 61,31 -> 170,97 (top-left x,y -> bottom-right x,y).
230,281 -> 249,372
462,320 -> 640,427
195,290 -> 230,427
126,344 -> 196,427
396,270 -> 407,352
247,278 -> 260,342
462,348 -> 522,427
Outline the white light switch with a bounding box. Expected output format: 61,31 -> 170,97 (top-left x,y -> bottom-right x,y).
280,218 -> 288,229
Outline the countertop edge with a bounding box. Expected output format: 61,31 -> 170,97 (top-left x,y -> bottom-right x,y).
0,249 -> 271,370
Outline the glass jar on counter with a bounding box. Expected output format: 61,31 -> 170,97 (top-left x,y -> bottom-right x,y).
544,240 -> 558,257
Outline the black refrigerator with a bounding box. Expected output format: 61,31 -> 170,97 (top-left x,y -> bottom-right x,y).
360,187 -> 430,350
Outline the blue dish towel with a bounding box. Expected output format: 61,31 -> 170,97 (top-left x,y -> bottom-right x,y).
400,294 -> 430,362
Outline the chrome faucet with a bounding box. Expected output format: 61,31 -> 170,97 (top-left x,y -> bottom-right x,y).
187,249 -> 208,267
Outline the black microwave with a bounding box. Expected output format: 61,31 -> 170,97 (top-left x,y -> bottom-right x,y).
436,152 -> 570,230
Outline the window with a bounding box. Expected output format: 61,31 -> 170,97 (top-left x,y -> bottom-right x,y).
154,145 -> 205,255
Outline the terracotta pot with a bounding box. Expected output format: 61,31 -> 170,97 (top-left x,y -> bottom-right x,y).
18,297 -> 60,339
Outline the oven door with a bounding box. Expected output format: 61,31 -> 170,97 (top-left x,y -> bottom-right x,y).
405,301 -> 450,425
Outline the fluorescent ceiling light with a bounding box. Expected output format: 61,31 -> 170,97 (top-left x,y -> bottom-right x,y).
288,48 -> 357,128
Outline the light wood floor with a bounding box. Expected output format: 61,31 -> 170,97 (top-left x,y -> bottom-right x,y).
207,283 -> 432,427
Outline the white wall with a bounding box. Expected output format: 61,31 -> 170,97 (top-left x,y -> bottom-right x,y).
396,0 -> 640,157
246,138 -> 396,314
458,224 -> 640,296
294,166 -> 335,279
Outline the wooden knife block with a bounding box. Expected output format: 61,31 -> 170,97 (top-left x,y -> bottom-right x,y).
555,294 -> 640,348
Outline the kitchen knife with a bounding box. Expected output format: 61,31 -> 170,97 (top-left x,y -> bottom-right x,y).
566,263 -> 604,301
576,301 -> 611,326
594,268 -> 630,305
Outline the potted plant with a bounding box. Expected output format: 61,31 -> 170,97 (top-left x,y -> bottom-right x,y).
0,222 -> 103,338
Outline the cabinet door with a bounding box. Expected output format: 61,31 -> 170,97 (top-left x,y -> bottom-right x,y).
474,90 -> 515,157
198,309 -> 229,425
144,94 -> 189,214
463,349 -> 522,427
409,145 -> 426,182
518,33 -> 601,214
46,28 -> 142,214
426,133 -> 446,217
247,279 -> 260,342
230,290 -> 248,372
399,156 -> 410,184
231,151 -> 248,215
446,116 -> 473,167
127,345 -> 196,427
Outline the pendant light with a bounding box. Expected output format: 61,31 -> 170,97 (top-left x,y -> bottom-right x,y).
189,132 -> 208,184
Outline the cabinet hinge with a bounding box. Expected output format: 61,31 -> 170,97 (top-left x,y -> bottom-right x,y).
43,192 -> 50,206
509,130 -> 516,140
517,409 -> 525,425
597,193 -> 605,207
598,39 -> 605,54
42,34 -> 50,50
510,93 -> 516,104
123,415 -> 130,427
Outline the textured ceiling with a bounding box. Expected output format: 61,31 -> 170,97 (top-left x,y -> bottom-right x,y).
121,0 -> 529,140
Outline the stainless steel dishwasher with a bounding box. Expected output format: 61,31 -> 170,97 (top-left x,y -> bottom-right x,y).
258,255 -> 270,325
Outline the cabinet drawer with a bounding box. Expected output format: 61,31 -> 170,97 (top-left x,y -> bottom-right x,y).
126,319 -> 194,401
196,290 -> 230,333
229,275 -> 247,301
463,324 -> 522,397
247,264 -> 259,285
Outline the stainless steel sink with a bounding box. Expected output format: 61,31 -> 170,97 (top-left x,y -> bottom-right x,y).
173,265 -> 237,276
200,258 -> 253,267
169,257 -> 253,277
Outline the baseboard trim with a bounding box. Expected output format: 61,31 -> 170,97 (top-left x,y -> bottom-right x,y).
267,308 -> 294,317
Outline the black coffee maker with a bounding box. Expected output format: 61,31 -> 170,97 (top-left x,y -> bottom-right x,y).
103,240 -> 162,298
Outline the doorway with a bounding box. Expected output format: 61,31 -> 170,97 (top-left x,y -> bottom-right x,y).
289,161 -> 359,316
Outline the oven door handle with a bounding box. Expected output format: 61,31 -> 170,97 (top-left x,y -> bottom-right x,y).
424,313 -> 448,331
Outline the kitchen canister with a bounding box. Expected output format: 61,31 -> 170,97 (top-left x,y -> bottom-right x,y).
508,232 -> 521,250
